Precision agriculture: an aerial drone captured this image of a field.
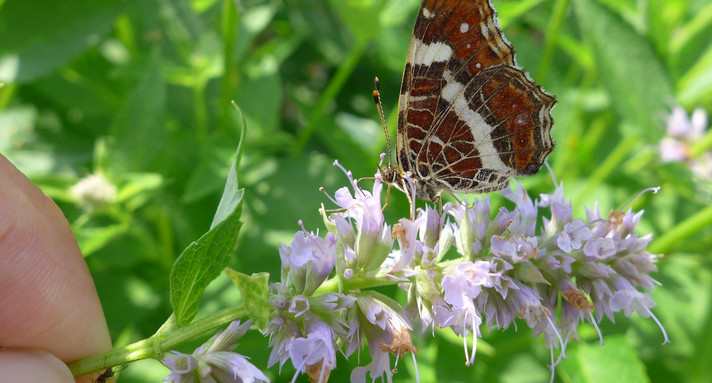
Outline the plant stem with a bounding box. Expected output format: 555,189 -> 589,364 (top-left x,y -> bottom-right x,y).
649,203 -> 712,254
67,305 -> 247,376
218,0 -> 239,135
537,0 -> 570,83
292,38 -> 369,154
574,135 -> 637,206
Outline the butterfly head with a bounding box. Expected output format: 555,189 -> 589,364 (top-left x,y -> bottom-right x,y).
378,162 -> 399,186
379,162 -> 432,200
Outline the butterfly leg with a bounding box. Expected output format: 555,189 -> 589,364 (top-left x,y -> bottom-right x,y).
382,184 -> 393,212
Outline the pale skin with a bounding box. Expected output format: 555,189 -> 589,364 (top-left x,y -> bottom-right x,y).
0,154 -> 112,382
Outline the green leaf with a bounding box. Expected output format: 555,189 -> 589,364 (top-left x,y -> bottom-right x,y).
76,223 -> 130,257
574,0 -> 673,140
116,173 -> 164,211
108,52 -> 166,173
225,270 -> 271,330
0,0 -> 126,83
170,153 -> 244,326
182,140 -> 235,203
560,336 -> 649,383
328,0 -> 384,43
669,1 -> 712,71
496,0 -> 546,29
183,103 -> 247,203
677,43 -> 712,106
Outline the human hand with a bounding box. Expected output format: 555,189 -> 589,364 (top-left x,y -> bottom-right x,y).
0,154 -> 112,382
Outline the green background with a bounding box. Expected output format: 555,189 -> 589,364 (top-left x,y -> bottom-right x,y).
1,0 -> 711,382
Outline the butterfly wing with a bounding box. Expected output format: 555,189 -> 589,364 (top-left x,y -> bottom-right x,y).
396,0 -> 555,200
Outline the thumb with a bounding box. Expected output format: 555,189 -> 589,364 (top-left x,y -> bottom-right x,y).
0,348 -> 75,383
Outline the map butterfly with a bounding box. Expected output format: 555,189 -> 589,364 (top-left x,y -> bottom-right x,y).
379,0 -> 556,201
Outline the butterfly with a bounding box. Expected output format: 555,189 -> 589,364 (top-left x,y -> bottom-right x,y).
379,0 -> 556,201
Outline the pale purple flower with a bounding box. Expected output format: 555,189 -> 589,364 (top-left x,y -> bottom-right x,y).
659,137 -> 688,162
660,106 -> 712,179
287,318 -> 337,383
163,320 -> 269,383
288,295 -> 310,317
500,182 -> 537,236
266,315 -> 300,370
442,261 -> 497,309
557,220 -> 593,253
324,161 -> 393,273
347,293 -> 418,383
609,283 -> 669,344
279,229 -> 336,296
538,183 -> 573,229
583,237 -> 617,259
388,216 -> 424,274
491,233 -> 539,263
665,106 -> 706,139
438,261 -> 499,365
449,198 -> 491,258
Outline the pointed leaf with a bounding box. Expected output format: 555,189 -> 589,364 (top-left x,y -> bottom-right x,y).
170,154 -> 244,326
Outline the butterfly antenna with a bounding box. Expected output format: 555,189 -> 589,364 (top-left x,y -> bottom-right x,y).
373,77 -> 392,164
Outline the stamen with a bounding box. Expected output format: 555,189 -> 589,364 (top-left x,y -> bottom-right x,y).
319,187 -> 339,206
462,333 -> 470,366
619,186 -> 661,212
586,311 -> 604,345
411,352 -> 421,383
544,313 -> 566,359
644,307 -> 670,345
333,160 -> 360,194
586,217 -> 609,228
402,172 -> 417,219
318,362 -> 327,383
544,159 -> 559,187
469,314 -> 478,366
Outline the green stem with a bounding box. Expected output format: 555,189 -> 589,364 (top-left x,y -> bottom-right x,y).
574,135 -> 637,206
218,0 -> 239,135
67,305 -> 247,376
314,272 -> 402,295
194,82 -> 208,138
690,127 -> 712,158
537,0 -> 569,83
551,69 -> 596,180
0,83 -> 15,111
314,256 -> 474,296
649,203 -> 712,254
292,38 -> 369,154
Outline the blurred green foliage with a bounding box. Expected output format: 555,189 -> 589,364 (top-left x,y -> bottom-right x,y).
1,0 -> 712,382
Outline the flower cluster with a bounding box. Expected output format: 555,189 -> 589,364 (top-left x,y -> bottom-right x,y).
262,160 -> 667,382
660,106 -> 712,180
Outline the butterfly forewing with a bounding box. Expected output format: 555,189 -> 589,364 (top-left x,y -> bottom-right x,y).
395,0 -> 555,201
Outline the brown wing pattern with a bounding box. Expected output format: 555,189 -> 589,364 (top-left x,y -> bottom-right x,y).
395,0 -> 555,201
